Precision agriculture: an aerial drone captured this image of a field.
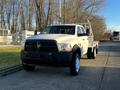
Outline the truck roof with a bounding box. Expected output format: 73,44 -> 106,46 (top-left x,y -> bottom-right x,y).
49,24 -> 83,27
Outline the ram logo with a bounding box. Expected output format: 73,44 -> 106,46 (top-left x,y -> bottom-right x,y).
37,42 -> 41,48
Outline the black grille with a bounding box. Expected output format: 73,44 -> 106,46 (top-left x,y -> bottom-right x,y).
25,40 -> 58,52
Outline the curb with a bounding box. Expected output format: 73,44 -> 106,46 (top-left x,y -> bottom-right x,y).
0,65 -> 23,76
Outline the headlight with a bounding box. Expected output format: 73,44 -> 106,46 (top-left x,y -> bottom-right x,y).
57,43 -> 72,52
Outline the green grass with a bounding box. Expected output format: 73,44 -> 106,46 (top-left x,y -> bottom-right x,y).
0,46 -> 21,69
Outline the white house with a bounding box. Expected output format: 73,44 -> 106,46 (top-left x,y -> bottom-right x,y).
0,29 -> 12,44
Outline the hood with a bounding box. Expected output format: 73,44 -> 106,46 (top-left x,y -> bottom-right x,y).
27,34 -> 75,43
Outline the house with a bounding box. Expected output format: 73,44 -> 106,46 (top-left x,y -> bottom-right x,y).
0,29 -> 12,44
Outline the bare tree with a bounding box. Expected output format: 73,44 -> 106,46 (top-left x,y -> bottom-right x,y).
5,0 -> 12,30
0,0 -> 106,41
34,0 -> 45,31
27,0 -> 34,31
0,0 -> 6,29
91,15 -> 106,40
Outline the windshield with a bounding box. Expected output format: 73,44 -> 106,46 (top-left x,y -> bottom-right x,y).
42,26 -> 75,35
113,32 -> 119,36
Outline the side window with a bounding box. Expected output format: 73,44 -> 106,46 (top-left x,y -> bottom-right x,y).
77,26 -> 86,36
77,26 -> 82,35
81,27 -> 86,34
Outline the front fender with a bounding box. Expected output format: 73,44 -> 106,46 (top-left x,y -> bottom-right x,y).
72,45 -> 81,56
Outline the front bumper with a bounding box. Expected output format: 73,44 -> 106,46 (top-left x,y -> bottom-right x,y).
21,50 -> 72,67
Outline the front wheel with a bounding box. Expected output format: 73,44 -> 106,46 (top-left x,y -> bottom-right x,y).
70,53 -> 80,76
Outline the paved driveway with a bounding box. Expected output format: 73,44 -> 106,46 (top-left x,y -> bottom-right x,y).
0,42 -> 120,90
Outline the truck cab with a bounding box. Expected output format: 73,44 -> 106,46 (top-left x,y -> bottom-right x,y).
21,24 -> 98,76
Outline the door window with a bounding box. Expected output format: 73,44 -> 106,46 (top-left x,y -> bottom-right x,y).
77,26 -> 84,36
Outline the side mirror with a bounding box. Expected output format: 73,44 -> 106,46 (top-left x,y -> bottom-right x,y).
86,28 -> 90,36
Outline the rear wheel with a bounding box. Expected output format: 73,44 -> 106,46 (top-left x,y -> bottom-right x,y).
92,48 -> 96,59
87,47 -> 96,59
87,48 -> 92,59
70,53 -> 80,76
96,48 -> 98,54
22,63 -> 35,71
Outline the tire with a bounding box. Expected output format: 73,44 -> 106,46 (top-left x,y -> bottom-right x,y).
96,48 -> 98,54
22,63 -> 35,71
92,48 -> 96,59
87,48 -> 96,59
70,53 -> 80,76
87,48 -> 92,59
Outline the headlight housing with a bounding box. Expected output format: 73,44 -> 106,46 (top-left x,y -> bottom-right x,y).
57,43 -> 72,52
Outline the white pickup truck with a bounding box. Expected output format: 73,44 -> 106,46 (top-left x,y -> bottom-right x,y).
21,23 -> 98,76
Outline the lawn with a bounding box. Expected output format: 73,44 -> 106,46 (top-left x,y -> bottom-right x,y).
0,46 -> 21,69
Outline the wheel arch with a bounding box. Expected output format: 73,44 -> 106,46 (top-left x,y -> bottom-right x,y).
72,45 -> 81,57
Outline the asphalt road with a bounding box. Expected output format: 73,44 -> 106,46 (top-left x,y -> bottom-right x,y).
0,41 -> 120,90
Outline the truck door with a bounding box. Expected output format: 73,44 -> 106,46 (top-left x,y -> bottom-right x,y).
77,26 -> 88,55
81,27 -> 89,54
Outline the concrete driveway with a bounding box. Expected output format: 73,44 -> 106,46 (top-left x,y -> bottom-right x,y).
0,41 -> 120,90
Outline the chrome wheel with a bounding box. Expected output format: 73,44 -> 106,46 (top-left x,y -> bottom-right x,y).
93,48 -> 96,59
94,48 -> 96,57
75,54 -> 80,72
70,53 -> 80,76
